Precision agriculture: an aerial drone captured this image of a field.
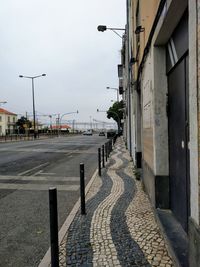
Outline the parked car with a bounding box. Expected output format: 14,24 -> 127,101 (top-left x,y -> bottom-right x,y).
83,130 -> 93,136
99,132 -> 105,136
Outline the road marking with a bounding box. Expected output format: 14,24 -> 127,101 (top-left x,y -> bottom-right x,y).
0,175 -> 80,182
0,183 -> 79,191
37,171 -> 56,176
18,163 -> 49,176
0,148 -> 96,154
38,169 -> 99,267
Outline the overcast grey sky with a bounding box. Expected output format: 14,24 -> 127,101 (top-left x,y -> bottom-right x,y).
0,0 -> 126,125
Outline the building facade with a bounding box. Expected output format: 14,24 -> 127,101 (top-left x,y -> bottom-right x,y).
122,0 -> 200,266
0,108 -> 17,135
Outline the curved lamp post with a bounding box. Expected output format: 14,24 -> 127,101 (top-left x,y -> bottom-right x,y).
0,101 -> 7,106
106,86 -> 119,102
19,74 -> 46,139
59,111 -> 78,135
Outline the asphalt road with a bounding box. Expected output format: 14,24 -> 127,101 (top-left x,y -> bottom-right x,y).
0,134 -> 107,267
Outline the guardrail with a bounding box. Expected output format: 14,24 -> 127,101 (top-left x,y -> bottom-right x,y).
0,132 -> 80,142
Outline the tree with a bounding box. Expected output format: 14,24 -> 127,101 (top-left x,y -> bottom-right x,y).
16,116 -> 32,134
107,100 -> 124,131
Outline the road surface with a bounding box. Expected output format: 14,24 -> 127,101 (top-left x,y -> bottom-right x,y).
0,134 -> 107,267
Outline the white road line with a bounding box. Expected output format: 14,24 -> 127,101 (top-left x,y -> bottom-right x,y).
0,175 -> 80,181
38,172 -> 56,176
0,148 -> 95,154
18,162 -> 49,176
0,184 -> 79,191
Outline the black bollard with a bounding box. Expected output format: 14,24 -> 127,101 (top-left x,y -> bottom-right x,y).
106,141 -> 109,157
98,147 -> 101,176
110,139 -> 112,151
102,145 -> 105,168
80,163 -> 86,215
108,141 -> 111,156
105,143 -> 108,162
49,187 -> 59,267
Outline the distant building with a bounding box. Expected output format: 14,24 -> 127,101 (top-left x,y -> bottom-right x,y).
52,124 -> 71,131
0,108 -> 17,135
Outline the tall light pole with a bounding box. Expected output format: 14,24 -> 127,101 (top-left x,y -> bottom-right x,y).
59,111 -> 78,136
19,74 -> 46,139
106,86 -> 119,102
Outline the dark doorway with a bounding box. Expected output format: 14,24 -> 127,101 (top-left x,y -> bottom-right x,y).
167,11 -> 189,232
168,56 -> 189,232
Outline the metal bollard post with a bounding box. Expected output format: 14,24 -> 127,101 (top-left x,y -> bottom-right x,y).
98,148 -> 101,176
80,163 -> 86,215
105,143 -> 108,162
106,141 -> 109,157
49,187 -> 59,267
108,141 -> 110,157
102,145 -> 105,168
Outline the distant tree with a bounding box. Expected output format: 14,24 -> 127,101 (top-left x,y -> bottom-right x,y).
16,116 -> 32,134
107,100 -> 124,130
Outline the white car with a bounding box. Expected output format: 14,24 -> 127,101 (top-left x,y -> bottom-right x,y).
83,130 -> 93,136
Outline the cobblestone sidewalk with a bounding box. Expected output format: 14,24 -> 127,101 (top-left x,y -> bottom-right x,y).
58,137 -> 174,267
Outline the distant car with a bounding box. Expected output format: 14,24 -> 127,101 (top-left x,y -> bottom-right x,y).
99,132 -> 105,136
107,130 -> 117,139
83,130 -> 93,136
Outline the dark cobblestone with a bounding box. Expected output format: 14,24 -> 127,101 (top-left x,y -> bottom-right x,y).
59,138 -> 174,267
65,157 -> 116,265
111,152 -> 150,267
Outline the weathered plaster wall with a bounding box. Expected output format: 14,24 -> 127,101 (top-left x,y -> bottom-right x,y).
152,46 -> 168,176
197,0 -> 200,224
141,49 -> 154,171
189,0 -> 199,224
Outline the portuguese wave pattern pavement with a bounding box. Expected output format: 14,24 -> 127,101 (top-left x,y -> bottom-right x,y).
59,137 -> 174,267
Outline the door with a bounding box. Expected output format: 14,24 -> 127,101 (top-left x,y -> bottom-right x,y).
168,55 -> 189,232
167,10 -> 189,232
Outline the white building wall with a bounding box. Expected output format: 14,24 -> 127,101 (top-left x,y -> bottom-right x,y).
0,113 -> 17,135
0,114 -> 7,135
141,48 -> 154,172
188,0 -> 199,224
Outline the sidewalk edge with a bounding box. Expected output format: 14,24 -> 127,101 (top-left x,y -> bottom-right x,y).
38,169 -> 98,267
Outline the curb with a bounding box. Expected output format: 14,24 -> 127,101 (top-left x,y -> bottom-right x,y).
38,169 -> 98,267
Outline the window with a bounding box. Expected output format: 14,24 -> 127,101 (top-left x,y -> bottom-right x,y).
13,117 -> 15,123
8,116 -> 10,122
0,116 -> 2,122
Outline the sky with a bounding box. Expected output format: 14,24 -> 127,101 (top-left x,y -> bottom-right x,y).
0,0 -> 126,126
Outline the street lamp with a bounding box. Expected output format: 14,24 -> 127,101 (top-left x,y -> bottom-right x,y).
97,25 -> 125,39
0,101 -> 7,106
59,111 -> 79,136
19,74 -> 46,139
106,86 -> 119,102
